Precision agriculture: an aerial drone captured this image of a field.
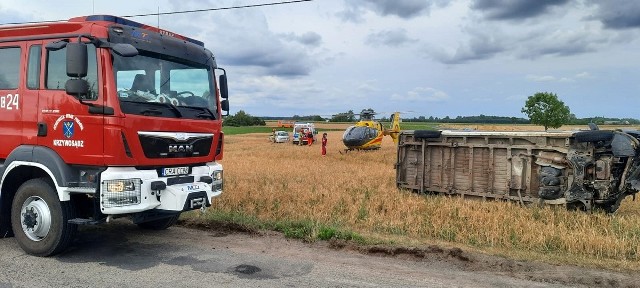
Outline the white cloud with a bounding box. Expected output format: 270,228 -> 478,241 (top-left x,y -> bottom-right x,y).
366,28 -> 417,47
505,95 -> 527,101
526,72 -> 595,83
3,0 -> 640,118
357,81 -> 380,93
392,87 -> 449,102
575,72 -> 593,79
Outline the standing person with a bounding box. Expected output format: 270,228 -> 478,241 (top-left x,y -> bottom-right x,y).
321,133 -> 327,156
299,129 -> 307,145
307,130 -> 314,146
271,128 -> 276,143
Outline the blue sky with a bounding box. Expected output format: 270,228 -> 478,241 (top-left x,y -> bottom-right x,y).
2,0 -> 640,118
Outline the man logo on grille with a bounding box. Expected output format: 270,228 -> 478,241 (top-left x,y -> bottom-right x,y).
63,121 -> 74,138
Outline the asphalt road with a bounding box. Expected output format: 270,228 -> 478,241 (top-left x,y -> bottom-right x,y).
0,220 -> 635,287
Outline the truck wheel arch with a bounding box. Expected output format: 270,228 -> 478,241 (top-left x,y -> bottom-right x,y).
0,164 -> 58,238
1,146 -> 77,206
0,146 -> 80,238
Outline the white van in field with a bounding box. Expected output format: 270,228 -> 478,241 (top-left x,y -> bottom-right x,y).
292,123 -> 317,145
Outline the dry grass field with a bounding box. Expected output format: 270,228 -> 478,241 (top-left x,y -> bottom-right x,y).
187,124 -> 640,271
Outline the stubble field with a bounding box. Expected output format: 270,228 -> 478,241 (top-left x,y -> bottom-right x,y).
186,123 -> 640,271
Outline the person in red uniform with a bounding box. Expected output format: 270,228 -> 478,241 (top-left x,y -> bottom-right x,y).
307,130 -> 314,146
299,129 -> 307,145
321,133 -> 327,156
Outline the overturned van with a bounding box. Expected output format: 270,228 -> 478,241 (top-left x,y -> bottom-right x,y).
395,129 -> 640,213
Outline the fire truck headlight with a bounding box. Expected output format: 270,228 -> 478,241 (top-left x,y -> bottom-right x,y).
212,171 -> 222,182
211,170 -> 223,191
102,179 -> 142,207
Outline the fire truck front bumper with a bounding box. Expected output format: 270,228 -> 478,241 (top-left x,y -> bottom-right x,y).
98,162 -> 223,215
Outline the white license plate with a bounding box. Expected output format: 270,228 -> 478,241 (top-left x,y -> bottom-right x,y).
162,166 -> 189,176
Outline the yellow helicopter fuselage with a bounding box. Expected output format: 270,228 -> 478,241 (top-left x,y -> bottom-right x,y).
341,112 -> 400,151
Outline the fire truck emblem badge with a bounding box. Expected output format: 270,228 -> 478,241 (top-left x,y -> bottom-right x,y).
63,121 -> 74,138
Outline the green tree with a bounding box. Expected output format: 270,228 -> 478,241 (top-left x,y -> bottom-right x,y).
223,110 -> 266,127
330,110 -> 356,122
521,92 -> 570,131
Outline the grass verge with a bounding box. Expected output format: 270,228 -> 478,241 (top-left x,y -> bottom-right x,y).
181,210 -> 367,244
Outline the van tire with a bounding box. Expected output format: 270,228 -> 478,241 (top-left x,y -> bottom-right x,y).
539,166 -> 562,177
414,130 -> 441,140
574,131 -> 614,143
539,186 -> 563,200
11,178 -> 77,256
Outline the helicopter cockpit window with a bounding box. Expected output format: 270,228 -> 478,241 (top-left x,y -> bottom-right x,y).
343,126 -> 356,138
366,127 -> 377,138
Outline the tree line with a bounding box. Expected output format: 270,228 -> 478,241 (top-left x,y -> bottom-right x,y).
227,93 -> 640,128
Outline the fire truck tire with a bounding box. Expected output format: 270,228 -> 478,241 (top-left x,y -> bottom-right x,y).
574,131 -> 614,143
137,214 -> 180,230
10,178 -> 77,256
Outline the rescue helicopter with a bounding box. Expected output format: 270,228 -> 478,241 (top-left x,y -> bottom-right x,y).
340,109 -> 402,152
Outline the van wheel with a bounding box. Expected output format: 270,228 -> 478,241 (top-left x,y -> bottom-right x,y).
11,178 -> 76,256
137,214 -> 180,230
414,130 -> 441,140
574,131 -> 614,143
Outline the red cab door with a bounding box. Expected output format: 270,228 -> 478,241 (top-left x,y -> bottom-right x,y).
0,42 -> 25,159
36,40 -> 105,166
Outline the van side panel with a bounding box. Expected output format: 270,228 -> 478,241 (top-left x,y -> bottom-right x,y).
396,130 -> 640,213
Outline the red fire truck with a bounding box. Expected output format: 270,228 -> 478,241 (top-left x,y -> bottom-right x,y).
0,15 -> 228,256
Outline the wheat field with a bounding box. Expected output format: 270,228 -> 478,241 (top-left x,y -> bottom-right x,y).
202,125 -> 640,270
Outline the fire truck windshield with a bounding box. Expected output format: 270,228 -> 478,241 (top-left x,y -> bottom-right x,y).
113,51 -> 217,119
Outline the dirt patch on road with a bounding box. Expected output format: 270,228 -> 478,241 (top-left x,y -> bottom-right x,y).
327,239 -> 639,288
178,219 -> 259,237
180,219 -> 639,287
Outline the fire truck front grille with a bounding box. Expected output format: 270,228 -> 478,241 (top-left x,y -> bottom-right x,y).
138,134 -> 213,158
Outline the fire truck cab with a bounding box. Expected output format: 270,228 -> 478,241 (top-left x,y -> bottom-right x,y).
0,15 -> 228,256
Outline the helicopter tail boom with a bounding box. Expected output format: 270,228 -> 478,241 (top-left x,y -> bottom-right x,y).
384,112 -> 401,144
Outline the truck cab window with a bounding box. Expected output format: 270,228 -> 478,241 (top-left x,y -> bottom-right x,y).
0,47 -> 21,89
114,51 -> 217,118
45,44 -> 98,100
27,45 -> 41,89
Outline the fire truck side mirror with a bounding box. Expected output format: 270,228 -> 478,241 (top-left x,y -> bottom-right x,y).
65,79 -> 90,97
66,42 -> 88,78
221,99 -> 229,116
219,74 -> 228,99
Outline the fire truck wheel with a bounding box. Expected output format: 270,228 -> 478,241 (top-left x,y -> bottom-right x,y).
137,214 -> 180,230
11,178 -> 77,256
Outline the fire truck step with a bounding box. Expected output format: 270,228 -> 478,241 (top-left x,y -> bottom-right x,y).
68,218 -> 103,225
